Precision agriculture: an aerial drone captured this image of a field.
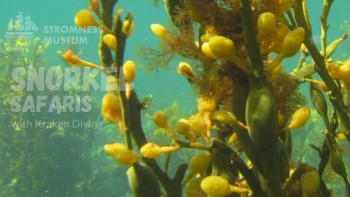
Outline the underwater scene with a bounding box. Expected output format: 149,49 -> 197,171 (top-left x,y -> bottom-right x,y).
1,0 -> 350,196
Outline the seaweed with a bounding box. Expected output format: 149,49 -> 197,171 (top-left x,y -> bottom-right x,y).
61,0 -> 350,196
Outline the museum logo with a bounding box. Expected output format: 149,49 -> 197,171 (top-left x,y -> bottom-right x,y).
5,12 -> 38,52
42,25 -> 100,45
4,11 -> 100,47
5,12 -> 38,39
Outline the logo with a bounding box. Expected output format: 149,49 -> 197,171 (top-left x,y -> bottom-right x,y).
5,12 -> 38,39
5,12 -> 38,51
42,25 -> 100,45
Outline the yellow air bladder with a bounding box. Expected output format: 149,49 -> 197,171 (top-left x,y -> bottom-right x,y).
286,106 -> 311,130
181,152 -> 211,186
211,110 -> 237,124
269,27 -> 305,69
200,176 -> 249,196
258,12 -> 277,36
201,42 -> 218,59
153,111 -> 168,128
336,132 -> 346,140
151,24 -> 168,39
140,142 -> 180,159
75,10 -> 112,34
175,118 -> 191,136
115,149 -> 139,165
75,10 -> 99,27
185,177 -> 205,197
62,49 -> 81,65
189,113 -> 207,139
327,60 -> 350,108
122,20 -> 135,37
104,142 -> 138,165
104,142 -> 127,156
177,62 -> 195,79
208,36 -> 248,72
301,170 -> 320,197
269,24 -> 290,54
153,111 -> 178,140
101,93 -> 125,131
208,36 -> 236,61
103,34 -> 117,51
211,110 -> 248,129
200,34 -> 210,43
123,60 -> 136,99
62,50 -> 102,70
198,98 -> 217,137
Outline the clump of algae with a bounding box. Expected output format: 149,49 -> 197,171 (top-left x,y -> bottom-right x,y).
267,71 -> 306,117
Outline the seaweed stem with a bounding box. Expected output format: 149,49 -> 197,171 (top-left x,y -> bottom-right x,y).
239,0 -> 265,81
320,0 -> 334,58
112,9 -> 133,149
98,2 -> 188,196
294,0 -> 350,143
99,0 -> 116,68
302,0 -> 312,31
210,139 -> 265,197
